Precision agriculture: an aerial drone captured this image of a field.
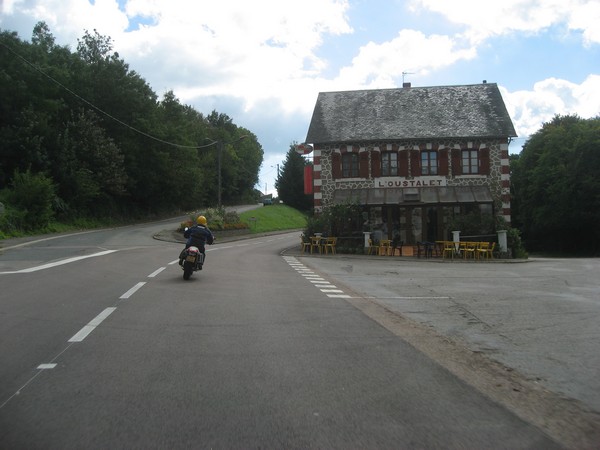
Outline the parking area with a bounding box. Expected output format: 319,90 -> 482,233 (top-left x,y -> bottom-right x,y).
297,254 -> 600,416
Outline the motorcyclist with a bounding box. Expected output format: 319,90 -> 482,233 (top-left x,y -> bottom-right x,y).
179,215 -> 215,267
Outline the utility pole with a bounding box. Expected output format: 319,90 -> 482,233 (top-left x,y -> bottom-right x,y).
198,135 -> 248,209
217,141 -> 223,208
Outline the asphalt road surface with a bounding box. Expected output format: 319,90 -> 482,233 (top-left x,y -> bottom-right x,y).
0,222 -> 562,449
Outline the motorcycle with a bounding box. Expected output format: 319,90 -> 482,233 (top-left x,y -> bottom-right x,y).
181,246 -> 205,280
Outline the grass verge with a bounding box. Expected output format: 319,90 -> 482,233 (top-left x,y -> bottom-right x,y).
239,204 -> 307,233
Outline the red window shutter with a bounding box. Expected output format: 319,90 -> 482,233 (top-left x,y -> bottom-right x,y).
304,165 -> 313,194
451,149 -> 462,175
359,151 -> 369,178
438,149 -> 449,176
398,150 -> 408,176
479,148 -> 490,175
410,150 -> 421,177
371,151 -> 381,178
332,153 -> 341,179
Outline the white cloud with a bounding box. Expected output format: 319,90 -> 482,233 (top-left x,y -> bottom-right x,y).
112,0 -> 354,115
335,29 -> 476,88
409,0 -> 600,45
501,74 -> 600,138
568,1 -> 600,46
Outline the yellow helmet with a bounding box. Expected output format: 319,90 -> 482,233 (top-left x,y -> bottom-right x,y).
196,215 -> 207,226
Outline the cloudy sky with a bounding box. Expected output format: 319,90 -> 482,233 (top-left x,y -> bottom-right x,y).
1,0 -> 599,196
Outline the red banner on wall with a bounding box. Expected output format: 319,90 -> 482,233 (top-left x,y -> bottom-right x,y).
304,166 -> 313,194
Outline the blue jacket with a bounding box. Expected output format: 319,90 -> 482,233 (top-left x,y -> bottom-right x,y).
184,224 -> 214,250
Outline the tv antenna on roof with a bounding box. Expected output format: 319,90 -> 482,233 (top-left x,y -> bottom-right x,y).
402,71 -> 415,84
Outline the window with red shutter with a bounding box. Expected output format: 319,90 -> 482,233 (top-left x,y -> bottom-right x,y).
359,151 -> 369,178
332,152 -> 341,179
398,151 -> 409,176
438,149 -> 449,175
451,149 -> 461,175
421,151 -> 438,175
341,153 -> 359,177
371,151 -> 381,177
479,148 -> 490,175
462,150 -> 479,174
410,150 -> 421,177
380,151 -> 398,176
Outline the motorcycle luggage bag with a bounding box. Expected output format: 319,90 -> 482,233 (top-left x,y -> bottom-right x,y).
196,252 -> 205,264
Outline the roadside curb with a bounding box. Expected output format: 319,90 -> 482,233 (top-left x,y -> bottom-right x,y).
153,228 -> 304,245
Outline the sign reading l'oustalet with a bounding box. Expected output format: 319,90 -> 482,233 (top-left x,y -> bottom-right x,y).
374,177 -> 447,188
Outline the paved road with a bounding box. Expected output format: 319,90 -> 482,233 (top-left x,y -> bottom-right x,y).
293,247 -> 600,448
0,224 -> 564,448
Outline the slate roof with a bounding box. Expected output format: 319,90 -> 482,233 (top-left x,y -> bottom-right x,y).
305,83 -> 517,144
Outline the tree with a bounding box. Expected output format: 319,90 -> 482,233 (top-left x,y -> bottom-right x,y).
275,143 -> 313,211
511,114 -> 600,255
2,169 -> 55,229
55,110 -> 127,215
0,22 -> 264,233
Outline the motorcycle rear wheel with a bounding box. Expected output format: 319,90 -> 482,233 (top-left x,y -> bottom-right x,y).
183,261 -> 193,280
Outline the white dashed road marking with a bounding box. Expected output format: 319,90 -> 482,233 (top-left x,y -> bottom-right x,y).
119,282 -> 146,299
68,307 -> 117,342
283,256 -> 353,298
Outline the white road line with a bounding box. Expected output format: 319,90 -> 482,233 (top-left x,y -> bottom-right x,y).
284,256 -> 354,298
0,250 -> 118,274
119,282 -> 146,299
148,267 -> 166,278
367,296 -> 451,299
37,364 -> 57,370
68,307 -> 116,342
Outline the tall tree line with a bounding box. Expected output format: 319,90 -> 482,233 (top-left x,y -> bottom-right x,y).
0,23 -> 263,229
511,114 -> 600,255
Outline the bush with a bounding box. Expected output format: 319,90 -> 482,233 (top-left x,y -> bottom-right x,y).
1,170 -> 56,231
0,203 -> 27,236
507,227 -> 528,259
182,207 -> 248,232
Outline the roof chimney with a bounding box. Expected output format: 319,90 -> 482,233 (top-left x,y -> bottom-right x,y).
403,82 -> 411,88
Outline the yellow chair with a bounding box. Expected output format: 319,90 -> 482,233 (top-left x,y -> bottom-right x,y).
378,239 -> 392,256
478,242 -> 495,260
463,241 -> 478,259
475,241 -> 489,259
310,236 -> 323,254
323,237 -> 337,254
300,237 -> 310,253
367,239 -> 378,255
442,241 -> 455,259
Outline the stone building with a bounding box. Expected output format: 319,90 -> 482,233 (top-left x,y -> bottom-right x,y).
304,82 -> 517,244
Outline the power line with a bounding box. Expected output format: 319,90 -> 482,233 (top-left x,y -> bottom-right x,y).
0,39 -> 204,150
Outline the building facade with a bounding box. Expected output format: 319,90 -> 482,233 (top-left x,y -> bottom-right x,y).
304,82 -> 517,244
